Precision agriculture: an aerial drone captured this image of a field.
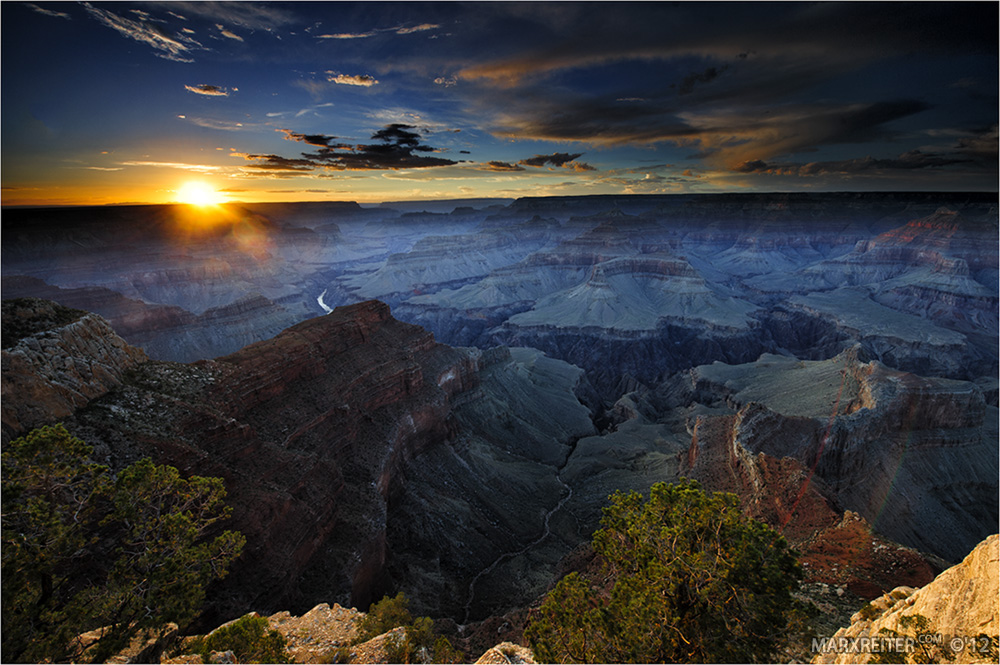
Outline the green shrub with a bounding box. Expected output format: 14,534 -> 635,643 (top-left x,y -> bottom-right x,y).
525,478 -> 802,663
356,593 -> 413,643
353,593 -> 462,663
1,425 -> 244,663
199,615 -> 289,664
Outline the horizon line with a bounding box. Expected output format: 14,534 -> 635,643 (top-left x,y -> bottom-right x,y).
3,190 -> 998,211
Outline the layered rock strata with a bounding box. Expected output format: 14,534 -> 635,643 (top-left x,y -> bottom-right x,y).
2,298 -> 147,442
1,299 -> 595,625
672,348 -> 997,563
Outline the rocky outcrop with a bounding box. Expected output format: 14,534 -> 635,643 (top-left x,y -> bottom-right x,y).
265,603 -> 361,663
155,601 -> 537,664
813,534 -> 999,664
475,642 -> 537,664
1,298 -> 147,442
671,348 -> 997,563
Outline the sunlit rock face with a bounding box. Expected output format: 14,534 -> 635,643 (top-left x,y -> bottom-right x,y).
813,534 -> 999,665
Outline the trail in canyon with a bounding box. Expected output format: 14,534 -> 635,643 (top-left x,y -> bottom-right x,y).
461,439 -> 581,625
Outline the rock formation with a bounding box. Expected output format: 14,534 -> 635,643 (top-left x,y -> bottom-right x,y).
813,534 -> 999,664
1,299 -> 594,624
672,347 -> 997,563
2,192 -> 995,657
6,194 -> 994,395
2,298 -> 147,442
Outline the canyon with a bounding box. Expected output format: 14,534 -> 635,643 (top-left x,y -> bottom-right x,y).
2,192 -> 997,646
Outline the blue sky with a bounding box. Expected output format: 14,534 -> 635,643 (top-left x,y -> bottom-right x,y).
2,1 -> 997,205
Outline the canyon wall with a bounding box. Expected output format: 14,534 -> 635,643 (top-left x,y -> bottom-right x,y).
1,299 -> 595,623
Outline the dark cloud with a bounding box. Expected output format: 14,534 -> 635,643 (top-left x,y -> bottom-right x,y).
483,93 -> 930,170
240,124 -> 458,173
734,159 -> 770,173
735,147 -> 989,177
444,2 -> 993,187
458,3 -> 997,85
954,125 -> 999,161
519,152 -> 585,168
484,161 -> 525,172
797,150 -> 973,175
675,65 -> 728,95
280,130 -> 346,148
233,153 -> 316,171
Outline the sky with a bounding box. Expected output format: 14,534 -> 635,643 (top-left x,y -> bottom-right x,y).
2,1 -> 997,206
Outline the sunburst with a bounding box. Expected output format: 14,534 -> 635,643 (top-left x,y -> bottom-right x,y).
175,181 -> 224,206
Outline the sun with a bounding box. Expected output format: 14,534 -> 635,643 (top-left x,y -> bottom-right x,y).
175,181 -> 224,206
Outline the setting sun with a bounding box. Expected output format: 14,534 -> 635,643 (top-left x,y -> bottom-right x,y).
176,181 -> 224,206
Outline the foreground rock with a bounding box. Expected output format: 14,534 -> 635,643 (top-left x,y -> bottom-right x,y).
813,534 -> 999,664
157,603 -> 535,664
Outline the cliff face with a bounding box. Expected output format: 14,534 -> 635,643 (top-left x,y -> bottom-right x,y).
813,534 -> 999,664
674,348 -> 996,563
1,299 -> 595,623
1,298 -> 147,442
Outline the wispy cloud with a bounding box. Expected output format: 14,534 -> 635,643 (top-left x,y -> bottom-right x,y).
326,72 -> 379,87
26,3 -> 71,20
65,166 -> 124,171
178,116 -> 250,131
82,2 -> 201,62
120,160 -> 223,173
216,24 -> 244,41
316,30 -> 377,40
315,22 -> 440,39
184,84 -> 235,97
677,100 -> 930,168
395,23 -> 440,35
162,2 -> 298,29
